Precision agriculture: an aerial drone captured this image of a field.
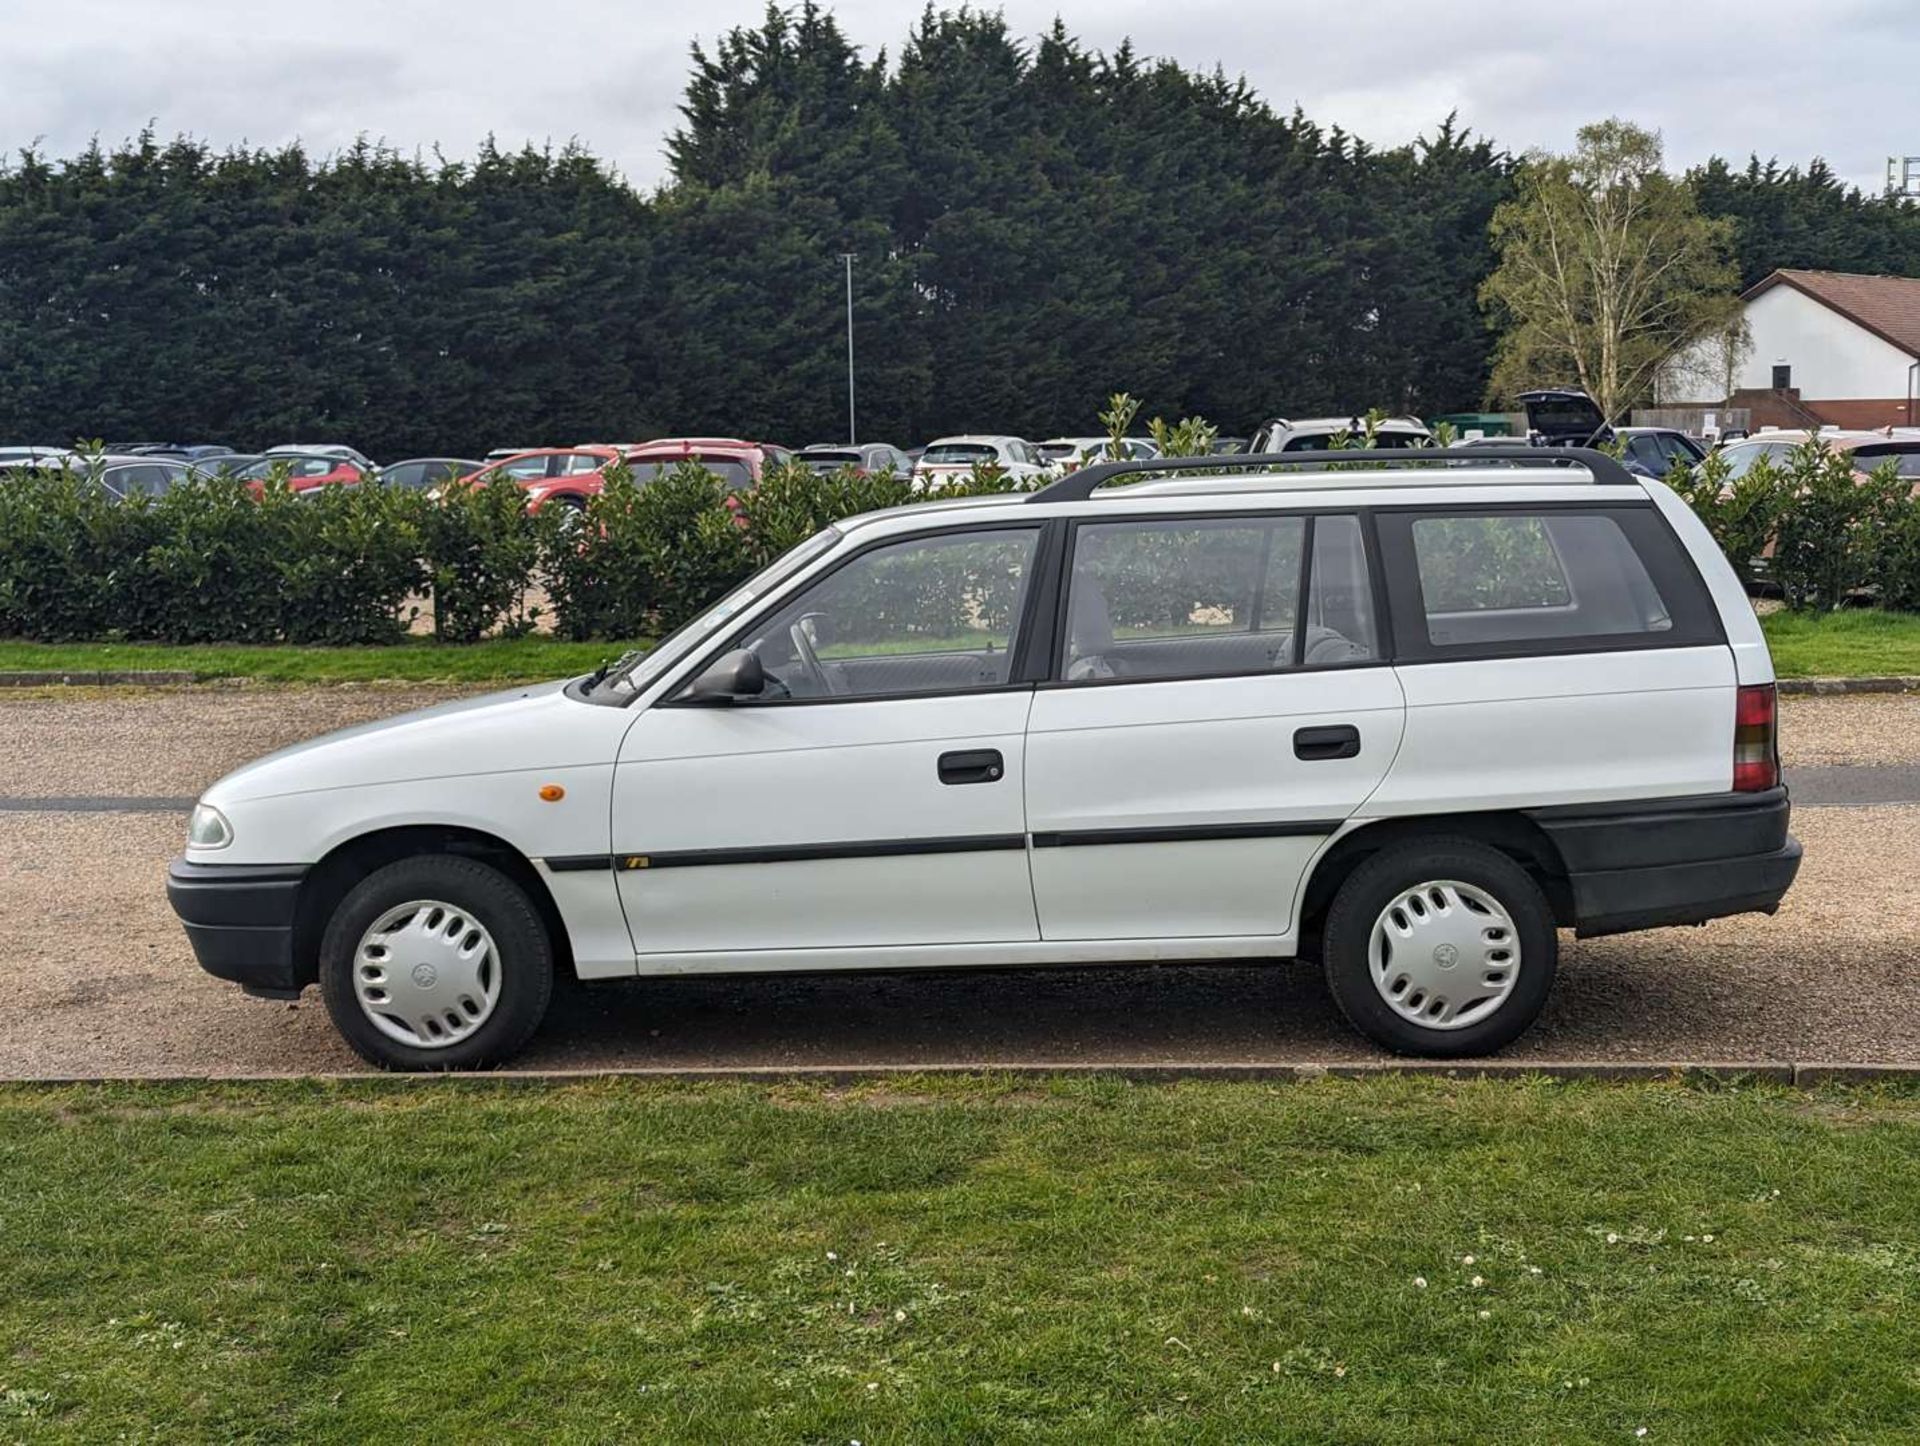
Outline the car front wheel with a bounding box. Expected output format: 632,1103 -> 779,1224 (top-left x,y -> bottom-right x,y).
318,854 -> 554,1071
1321,838 -> 1557,1058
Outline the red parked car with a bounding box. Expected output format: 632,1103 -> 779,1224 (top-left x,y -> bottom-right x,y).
460,438 -> 794,514
451,447 -> 626,514
620,437 -> 790,488
233,452 -> 369,497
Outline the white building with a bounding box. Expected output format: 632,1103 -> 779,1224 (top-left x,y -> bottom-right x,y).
1668,268 -> 1920,430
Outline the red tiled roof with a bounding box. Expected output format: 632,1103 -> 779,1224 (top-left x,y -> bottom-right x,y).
1747,269 -> 1920,359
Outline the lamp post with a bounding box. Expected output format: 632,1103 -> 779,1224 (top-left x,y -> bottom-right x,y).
839,253 -> 857,445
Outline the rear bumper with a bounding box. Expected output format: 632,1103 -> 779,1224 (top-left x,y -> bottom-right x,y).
166,858 -> 310,997
1527,788 -> 1801,938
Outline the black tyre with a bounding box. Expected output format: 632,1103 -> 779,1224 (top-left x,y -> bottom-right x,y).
318,854 -> 554,1071
1321,837 -> 1557,1058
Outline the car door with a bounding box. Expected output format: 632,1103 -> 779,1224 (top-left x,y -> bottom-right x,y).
1024,512 -> 1405,942
613,522 -> 1047,959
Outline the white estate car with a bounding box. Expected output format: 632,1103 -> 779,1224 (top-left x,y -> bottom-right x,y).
169,446 -> 1800,1070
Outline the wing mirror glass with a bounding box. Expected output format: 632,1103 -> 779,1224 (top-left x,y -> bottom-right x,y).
682,648 -> 766,704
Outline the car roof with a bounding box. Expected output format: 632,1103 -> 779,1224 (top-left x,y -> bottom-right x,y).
924,434 -> 1023,446
1279,416 -> 1429,432
831,458 -> 1639,536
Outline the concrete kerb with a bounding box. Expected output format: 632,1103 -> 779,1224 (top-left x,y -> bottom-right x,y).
1776,676 -> 1920,696
8,1060 -> 1919,1087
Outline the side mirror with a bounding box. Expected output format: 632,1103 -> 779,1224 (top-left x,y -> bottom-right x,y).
681,648 -> 766,704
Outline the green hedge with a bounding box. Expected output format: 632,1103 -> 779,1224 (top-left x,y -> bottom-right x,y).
0,460 -> 1025,647
6,440 -> 1914,652
1664,439 -> 1918,611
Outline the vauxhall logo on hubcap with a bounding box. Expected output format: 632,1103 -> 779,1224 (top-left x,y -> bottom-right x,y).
1432,943 -> 1460,969
411,963 -> 439,988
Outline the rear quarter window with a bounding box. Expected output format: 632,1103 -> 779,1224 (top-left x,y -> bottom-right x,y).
1379,506 -> 1723,660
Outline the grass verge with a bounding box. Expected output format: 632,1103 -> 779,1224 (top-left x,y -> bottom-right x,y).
3,1075 -> 1919,1442
2,608 -> 1918,685
1760,607 -> 1920,679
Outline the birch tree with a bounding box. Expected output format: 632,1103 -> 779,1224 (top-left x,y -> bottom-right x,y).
1481,119 -> 1739,421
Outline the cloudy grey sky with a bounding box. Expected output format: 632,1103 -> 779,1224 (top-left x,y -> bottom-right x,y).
4,0 -> 1916,192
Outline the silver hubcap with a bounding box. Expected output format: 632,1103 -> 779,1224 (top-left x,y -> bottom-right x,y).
1367,880 -> 1520,1031
353,900 -> 502,1049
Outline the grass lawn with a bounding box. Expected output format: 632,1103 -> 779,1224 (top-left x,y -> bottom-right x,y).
3,1076 -> 1919,1442
1760,608 -> 1920,679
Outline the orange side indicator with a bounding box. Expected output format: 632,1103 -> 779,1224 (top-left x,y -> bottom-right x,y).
538,784 -> 566,802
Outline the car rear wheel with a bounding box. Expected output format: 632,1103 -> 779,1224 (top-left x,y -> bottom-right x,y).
1321,838 -> 1556,1057
319,855 -> 553,1071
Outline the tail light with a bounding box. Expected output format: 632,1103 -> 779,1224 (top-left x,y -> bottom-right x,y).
1733,683 -> 1779,792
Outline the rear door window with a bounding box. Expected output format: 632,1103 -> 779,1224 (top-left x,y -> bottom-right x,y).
1058,514 -> 1377,683
1382,508 -> 1722,657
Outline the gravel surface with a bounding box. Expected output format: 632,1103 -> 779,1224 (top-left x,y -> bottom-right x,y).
1780,693 -> 1920,768
0,685 -> 488,799
0,797 -> 1912,1079
1,684 -> 1915,1078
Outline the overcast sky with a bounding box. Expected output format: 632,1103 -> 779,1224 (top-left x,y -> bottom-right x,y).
5,0 -> 1916,194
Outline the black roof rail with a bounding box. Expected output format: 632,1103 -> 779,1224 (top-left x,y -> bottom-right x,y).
1026,445 -> 1636,503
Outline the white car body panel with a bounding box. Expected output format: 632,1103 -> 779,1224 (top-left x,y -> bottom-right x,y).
1025,670 -> 1405,939
613,692 -> 1039,955
1371,648 -> 1736,816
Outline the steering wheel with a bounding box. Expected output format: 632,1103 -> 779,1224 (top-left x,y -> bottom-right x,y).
788,615 -> 842,696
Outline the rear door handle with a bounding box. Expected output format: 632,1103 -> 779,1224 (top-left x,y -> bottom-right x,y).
1294,725 -> 1361,761
938,749 -> 1004,785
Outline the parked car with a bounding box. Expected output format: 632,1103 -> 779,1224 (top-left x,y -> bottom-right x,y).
106,442 -> 234,460
265,443 -> 377,471
913,435 -> 1050,488
97,458 -> 191,500
450,447 -> 626,512
1250,416 -> 1434,452
1035,437 -> 1156,471
623,438 -> 786,490
169,444 -> 1799,1070
381,458 -> 484,491
234,452 -> 369,495
0,446 -> 83,472
1514,389 -> 1613,448
1210,437 -> 1252,455
1615,427 -> 1708,479
1719,430 -> 1920,484
796,443 -> 913,476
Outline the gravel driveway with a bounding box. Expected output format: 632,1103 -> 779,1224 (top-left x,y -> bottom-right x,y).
1,684 -> 1915,1077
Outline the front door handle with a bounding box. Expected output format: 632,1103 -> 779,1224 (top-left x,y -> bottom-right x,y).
938,749 -> 1004,785
1294,725 -> 1361,761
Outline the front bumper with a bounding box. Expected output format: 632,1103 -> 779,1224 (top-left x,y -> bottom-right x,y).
1527,787 -> 1802,938
166,857 -> 310,997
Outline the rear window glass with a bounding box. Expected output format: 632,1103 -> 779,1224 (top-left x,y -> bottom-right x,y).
921,444 -> 996,465
1409,513 -> 1677,648
1851,446 -> 1920,479
629,458 -> 753,488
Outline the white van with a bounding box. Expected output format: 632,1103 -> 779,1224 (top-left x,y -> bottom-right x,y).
169,447 -> 1800,1069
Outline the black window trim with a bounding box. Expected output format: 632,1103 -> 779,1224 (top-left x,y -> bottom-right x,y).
654,516 -> 1059,711
1376,499 -> 1726,665
1041,506 -> 1393,692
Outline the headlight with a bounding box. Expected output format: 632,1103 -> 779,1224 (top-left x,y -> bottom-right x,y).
188,803 -> 233,849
